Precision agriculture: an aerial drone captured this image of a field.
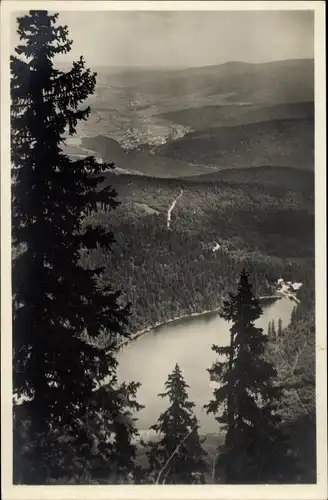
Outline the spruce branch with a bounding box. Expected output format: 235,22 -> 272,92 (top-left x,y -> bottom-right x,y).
155,422 -> 198,484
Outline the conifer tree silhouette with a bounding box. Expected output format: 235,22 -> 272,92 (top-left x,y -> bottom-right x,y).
278,318 -> 283,337
205,269 -> 293,483
147,364 -> 207,484
11,10 -> 140,483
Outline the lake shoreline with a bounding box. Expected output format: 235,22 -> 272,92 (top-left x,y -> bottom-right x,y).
116,306 -> 222,351
116,294 -> 282,351
116,295 -> 294,433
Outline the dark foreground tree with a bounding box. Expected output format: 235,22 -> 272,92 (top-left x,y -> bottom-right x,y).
147,364 -> 207,484
11,10 -> 141,483
278,318 -> 283,337
271,319 -> 276,338
205,269 -> 294,483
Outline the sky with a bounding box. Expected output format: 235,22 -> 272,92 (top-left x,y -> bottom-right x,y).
11,10 -> 314,69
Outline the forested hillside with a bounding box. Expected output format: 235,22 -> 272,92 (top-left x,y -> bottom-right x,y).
265,296 -> 316,482
156,117 -> 314,169
159,101 -> 314,131
183,165 -> 314,189
81,168 -> 315,337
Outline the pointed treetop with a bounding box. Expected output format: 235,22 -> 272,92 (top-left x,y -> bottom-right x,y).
11,10 -> 137,483
148,364 -> 207,484
221,268 -> 263,324
15,10 -> 73,60
159,363 -> 192,406
205,268 -> 292,483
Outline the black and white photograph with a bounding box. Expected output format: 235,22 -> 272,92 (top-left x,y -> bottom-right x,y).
1,1 -> 326,497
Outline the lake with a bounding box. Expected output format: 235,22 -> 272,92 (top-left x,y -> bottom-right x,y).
117,297 -> 294,434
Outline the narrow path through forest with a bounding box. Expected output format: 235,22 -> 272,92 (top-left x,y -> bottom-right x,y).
167,189 -> 183,229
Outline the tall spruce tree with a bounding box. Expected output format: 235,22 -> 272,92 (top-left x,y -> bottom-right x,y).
11,10 -> 140,483
205,269 -> 292,483
278,318 -> 283,337
271,319 -> 276,338
290,306 -> 296,324
267,321 -> 272,338
147,364 -> 207,484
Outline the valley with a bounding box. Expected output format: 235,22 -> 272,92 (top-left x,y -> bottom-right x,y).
10,8 -> 320,486
61,58 -> 314,177
85,165 -> 315,482
73,57 -> 315,481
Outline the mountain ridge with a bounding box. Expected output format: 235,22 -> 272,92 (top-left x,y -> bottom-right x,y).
156,117 -> 314,171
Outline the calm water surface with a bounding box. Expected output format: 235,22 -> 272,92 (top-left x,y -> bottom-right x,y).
117,297 -> 294,433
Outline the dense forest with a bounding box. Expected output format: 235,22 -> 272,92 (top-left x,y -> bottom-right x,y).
81,171 -> 314,337
11,10 -> 316,487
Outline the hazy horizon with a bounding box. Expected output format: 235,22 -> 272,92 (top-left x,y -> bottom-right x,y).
69,55 -> 314,70
11,10 -> 314,70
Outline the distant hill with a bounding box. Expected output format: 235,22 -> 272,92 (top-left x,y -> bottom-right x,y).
119,58 -> 314,105
91,58 -> 314,118
159,101 -> 314,131
73,59 -> 314,176
98,166 -> 314,207
182,166 -> 314,197
156,117 -> 314,170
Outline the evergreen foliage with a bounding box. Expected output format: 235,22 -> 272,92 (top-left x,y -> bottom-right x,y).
291,307 -> 297,324
147,364 -> 207,484
271,319 -> 276,338
278,318 -> 283,337
83,170 -> 314,338
205,269 -> 293,483
290,305 -> 305,327
11,10 -> 140,483
264,300 -> 316,482
9,9 -> 315,487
